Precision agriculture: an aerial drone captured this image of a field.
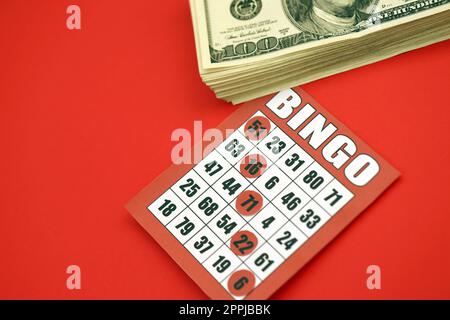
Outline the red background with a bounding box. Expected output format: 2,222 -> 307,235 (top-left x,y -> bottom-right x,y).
0,0 -> 449,299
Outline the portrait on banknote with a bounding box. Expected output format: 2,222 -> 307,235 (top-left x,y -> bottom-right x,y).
283,0 -> 376,35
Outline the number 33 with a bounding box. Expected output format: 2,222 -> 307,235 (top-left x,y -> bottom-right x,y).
299,209 -> 321,229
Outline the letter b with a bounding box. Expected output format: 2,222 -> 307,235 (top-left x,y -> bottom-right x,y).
266,89 -> 301,119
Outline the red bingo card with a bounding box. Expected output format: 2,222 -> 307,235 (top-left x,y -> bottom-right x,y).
126,87 -> 399,300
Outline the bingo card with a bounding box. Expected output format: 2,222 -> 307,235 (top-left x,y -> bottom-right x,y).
126,87 -> 399,300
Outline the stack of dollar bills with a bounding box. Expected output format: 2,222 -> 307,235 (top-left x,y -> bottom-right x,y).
190,0 -> 450,104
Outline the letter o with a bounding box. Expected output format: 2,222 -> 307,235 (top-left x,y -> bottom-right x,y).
344,154 -> 379,186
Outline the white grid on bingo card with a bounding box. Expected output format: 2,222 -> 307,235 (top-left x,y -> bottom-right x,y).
147,189 -> 186,226
157,111 -> 357,298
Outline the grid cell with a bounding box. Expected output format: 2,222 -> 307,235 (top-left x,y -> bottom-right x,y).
268,221 -> 308,259
172,169 -> 209,205
315,179 -> 354,216
147,189 -> 186,226
166,208 -> 205,245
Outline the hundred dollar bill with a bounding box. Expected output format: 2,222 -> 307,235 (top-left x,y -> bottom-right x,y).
192,0 -> 449,69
